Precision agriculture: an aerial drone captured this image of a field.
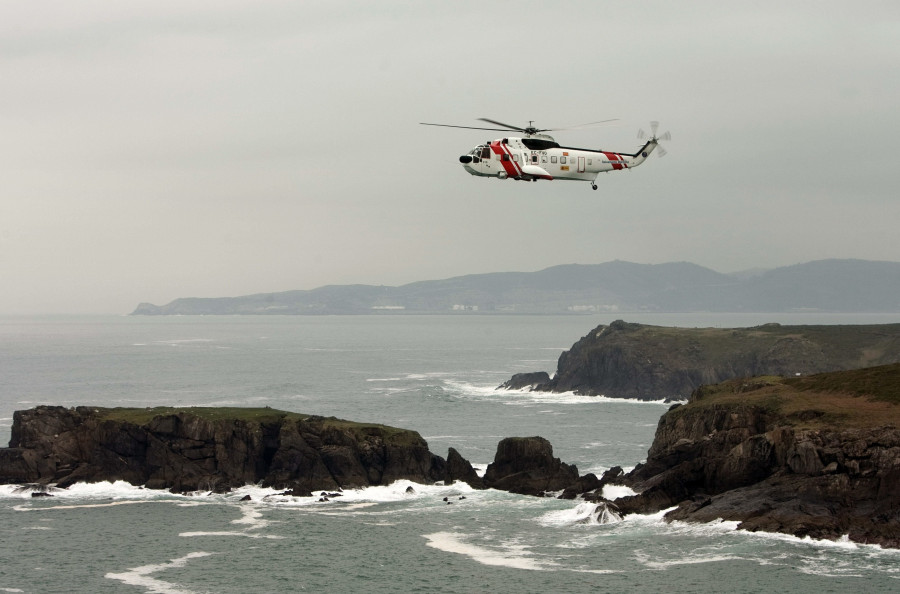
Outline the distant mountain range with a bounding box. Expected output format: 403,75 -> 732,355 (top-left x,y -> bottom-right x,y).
131,259 -> 900,315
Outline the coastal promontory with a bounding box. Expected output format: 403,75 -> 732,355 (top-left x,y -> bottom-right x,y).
615,363 -> 900,547
501,321 -> 900,400
0,407 -> 453,493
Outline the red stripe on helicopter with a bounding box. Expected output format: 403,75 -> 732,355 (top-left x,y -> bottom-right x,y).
603,152 -> 626,170
491,142 -> 523,177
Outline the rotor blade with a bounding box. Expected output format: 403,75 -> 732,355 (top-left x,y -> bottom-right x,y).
659,131 -> 672,142
420,122 -> 520,132
650,121 -> 659,136
656,145 -> 668,158
637,129 -> 646,140
477,118 -> 527,132
542,118 -> 620,132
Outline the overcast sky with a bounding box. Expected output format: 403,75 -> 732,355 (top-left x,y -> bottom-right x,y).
2,1 -> 898,314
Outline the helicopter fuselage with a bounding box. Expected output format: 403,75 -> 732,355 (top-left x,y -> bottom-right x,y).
458,135 -> 658,185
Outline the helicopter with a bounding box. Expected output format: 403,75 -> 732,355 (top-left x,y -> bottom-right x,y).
420,118 -> 670,190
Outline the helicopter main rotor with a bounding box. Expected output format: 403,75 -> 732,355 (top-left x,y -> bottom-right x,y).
420,117 -> 619,137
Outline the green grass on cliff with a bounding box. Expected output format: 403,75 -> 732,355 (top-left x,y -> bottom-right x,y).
682,363 -> 900,430
95,406 -> 307,425
783,364 -> 900,404
90,407 -> 422,442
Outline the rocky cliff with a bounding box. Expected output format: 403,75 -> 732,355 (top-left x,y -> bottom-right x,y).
0,406 -> 455,493
480,436 -> 580,496
614,363 -> 900,547
0,407 -> 591,499
502,320 -> 900,400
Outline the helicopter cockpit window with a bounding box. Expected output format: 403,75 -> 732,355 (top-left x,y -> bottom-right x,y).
480,147 -> 491,159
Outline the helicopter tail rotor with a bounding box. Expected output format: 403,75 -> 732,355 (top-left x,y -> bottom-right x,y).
637,121 -> 671,157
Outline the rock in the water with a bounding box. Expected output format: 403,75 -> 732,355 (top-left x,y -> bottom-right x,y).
483,436 -> 579,496
1,406 -> 448,494
444,447 -> 483,489
497,372 -> 551,391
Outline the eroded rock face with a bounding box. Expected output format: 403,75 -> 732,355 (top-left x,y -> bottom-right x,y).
500,321 -> 900,400
2,406 -> 448,494
497,372 -> 551,391
2,407 -> 597,499
617,403 -> 900,548
482,436 -> 579,496
444,447 -> 483,489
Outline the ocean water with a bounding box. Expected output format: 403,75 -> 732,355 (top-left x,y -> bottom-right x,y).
2,313 -> 899,593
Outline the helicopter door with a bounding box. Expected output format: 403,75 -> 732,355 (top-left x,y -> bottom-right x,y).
577,156 -> 586,173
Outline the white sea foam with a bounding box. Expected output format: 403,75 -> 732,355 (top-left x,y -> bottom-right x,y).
423,532 -> 554,571
15,500 -> 171,512
179,530 -> 263,539
306,479 -> 478,506
637,550 -> 747,570
3,480 -> 181,505
179,529 -> 282,539
367,372 -> 452,382
105,551 -> 213,594
153,338 -> 215,346
602,484 -> 637,499
205,480 -> 481,515
539,501 -> 623,527
181,501 -> 282,539
444,379 -> 679,406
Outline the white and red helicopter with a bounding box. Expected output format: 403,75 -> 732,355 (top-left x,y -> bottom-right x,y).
421,118 -> 670,190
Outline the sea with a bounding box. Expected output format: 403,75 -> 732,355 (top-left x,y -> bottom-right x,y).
2,313 -> 899,593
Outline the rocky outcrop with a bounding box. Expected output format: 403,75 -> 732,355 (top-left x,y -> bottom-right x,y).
1,406 -> 455,493
614,364 -> 900,548
481,436 -> 579,496
497,372 -> 551,391
444,447 -> 483,489
500,320 -> 900,400
1,407 -> 600,499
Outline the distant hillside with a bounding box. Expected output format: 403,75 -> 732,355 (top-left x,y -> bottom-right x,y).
131,259 -> 900,315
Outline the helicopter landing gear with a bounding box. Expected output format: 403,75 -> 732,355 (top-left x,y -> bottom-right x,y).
591,183 -> 598,190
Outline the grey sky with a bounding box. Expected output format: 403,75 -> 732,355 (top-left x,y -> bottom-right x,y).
2,1 -> 898,314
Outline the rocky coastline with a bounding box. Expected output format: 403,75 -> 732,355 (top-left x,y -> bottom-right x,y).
3,359 -> 899,548
499,320 -> 900,400
614,363 -> 900,548
0,407 -> 452,494
0,406 -> 582,500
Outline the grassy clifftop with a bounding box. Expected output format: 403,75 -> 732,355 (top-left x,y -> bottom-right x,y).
687,362 -> 900,430
541,321 -> 900,399
80,406 -> 423,445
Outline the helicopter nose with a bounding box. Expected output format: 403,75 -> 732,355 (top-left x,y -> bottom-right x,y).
459,155 -> 472,164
